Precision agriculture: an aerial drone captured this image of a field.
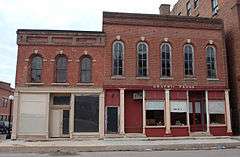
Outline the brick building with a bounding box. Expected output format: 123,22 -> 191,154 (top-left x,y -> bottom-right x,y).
0,81 -> 14,126
12,5 -> 232,140
171,0 -> 240,135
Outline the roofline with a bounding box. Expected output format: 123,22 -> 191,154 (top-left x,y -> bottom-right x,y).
103,11 -> 224,25
17,29 -> 105,34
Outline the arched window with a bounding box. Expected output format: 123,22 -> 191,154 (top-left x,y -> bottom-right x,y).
184,44 -> 194,76
161,43 -> 171,77
112,41 -> 124,76
206,46 -> 217,78
80,57 -> 92,83
30,55 -> 43,82
55,55 -> 68,83
137,42 -> 148,77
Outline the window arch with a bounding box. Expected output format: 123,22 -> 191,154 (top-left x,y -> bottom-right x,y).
112,41 -> 124,76
161,43 -> 171,77
137,42 -> 148,77
30,55 -> 43,82
80,56 -> 92,83
184,44 -> 194,76
55,55 -> 68,83
206,46 -> 217,78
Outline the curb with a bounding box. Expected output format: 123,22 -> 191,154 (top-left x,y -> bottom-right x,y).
0,142 -> 239,153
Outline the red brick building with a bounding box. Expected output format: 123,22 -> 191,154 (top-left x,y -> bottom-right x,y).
171,0 -> 240,135
12,5 -> 232,140
0,81 -> 14,126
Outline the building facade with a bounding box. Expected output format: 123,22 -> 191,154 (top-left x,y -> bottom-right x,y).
172,0 -> 240,135
13,6 -> 232,140
0,81 -> 14,126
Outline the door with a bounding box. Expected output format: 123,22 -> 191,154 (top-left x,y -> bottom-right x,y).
124,92 -> 143,133
107,107 -> 118,133
50,109 -> 70,137
190,100 -> 206,132
50,110 -> 62,137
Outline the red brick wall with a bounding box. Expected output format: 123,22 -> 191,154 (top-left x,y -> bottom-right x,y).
16,46 -> 105,87
0,82 -> 14,119
103,23 -> 228,89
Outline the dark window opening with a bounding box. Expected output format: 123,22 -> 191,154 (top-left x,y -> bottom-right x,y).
171,113 -> 187,125
53,96 -> 70,105
137,42 -> 148,77
161,43 -> 171,77
80,57 -> 92,83
186,1 -> 191,16
146,110 -> 164,126
194,0 -> 199,9
74,95 -> 99,132
184,45 -> 194,76
113,41 -> 124,76
56,55 -> 68,83
211,0 -> 219,16
206,46 -> 217,78
210,114 -> 225,124
31,56 -> 43,82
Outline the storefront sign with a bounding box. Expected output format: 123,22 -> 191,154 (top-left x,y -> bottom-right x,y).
133,92 -> 143,100
171,101 -> 187,112
146,101 -> 164,110
153,85 -> 195,89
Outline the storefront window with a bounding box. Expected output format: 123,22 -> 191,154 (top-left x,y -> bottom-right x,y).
74,95 -> 99,132
53,95 -> 70,105
146,101 -> 164,126
209,100 -> 225,124
171,101 -> 187,126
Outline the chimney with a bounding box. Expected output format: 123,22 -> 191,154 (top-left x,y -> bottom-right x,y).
159,4 -> 170,15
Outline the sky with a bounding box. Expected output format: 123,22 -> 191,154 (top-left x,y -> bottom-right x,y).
0,0 -> 178,87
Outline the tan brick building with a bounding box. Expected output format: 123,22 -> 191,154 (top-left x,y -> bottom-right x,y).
172,0 -> 240,135
12,5 -> 232,140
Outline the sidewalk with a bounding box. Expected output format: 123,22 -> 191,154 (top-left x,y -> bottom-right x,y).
0,136 -> 240,153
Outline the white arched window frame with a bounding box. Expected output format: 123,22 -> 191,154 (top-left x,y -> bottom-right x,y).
184,44 -> 195,76
112,41 -> 124,76
161,43 -> 172,77
206,46 -> 217,79
137,42 -> 148,77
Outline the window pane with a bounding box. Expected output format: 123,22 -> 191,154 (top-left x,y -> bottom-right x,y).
31,56 -> 43,82
74,95 -> 99,132
113,42 -> 124,75
56,56 -> 67,82
53,96 -> 70,105
81,57 -> 92,83
146,110 -> 164,126
171,113 -> 187,125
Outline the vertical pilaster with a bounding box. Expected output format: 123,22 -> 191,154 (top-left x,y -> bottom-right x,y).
142,90 -> 146,134
165,89 -> 171,134
11,91 -> 19,140
99,91 -> 105,138
69,94 -> 74,139
186,91 -> 190,134
120,88 -> 125,134
225,90 -> 232,133
45,93 -> 50,139
205,90 -> 210,133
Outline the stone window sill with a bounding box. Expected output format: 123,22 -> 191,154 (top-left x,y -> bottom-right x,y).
184,77 -> 197,81
207,78 -> 219,81
145,126 -> 165,129
77,82 -> 94,86
111,76 -> 126,80
25,82 -> 44,86
136,77 -> 150,80
171,125 -> 188,128
51,83 -> 70,86
160,77 -> 173,80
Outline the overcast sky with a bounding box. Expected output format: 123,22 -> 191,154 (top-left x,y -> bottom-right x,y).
0,0 -> 178,87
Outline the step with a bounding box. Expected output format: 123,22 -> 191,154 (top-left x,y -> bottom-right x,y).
190,132 -> 211,137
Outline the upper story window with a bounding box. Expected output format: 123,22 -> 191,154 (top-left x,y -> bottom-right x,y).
211,0 -> 219,16
161,43 -> 171,77
137,42 -> 148,77
194,0 -> 199,9
186,1 -> 191,16
30,55 -> 43,82
55,55 -> 68,83
184,44 -> 194,76
206,46 -> 217,78
112,41 -> 124,76
80,56 -> 92,83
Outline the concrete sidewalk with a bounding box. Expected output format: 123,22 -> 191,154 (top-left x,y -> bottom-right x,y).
0,136 -> 240,153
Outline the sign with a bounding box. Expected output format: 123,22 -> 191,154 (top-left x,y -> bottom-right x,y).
146,101 -> 164,110
133,92 -> 143,100
171,101 -> 187,112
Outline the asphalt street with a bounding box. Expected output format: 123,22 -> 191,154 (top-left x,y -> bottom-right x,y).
0,149 -> 240,157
